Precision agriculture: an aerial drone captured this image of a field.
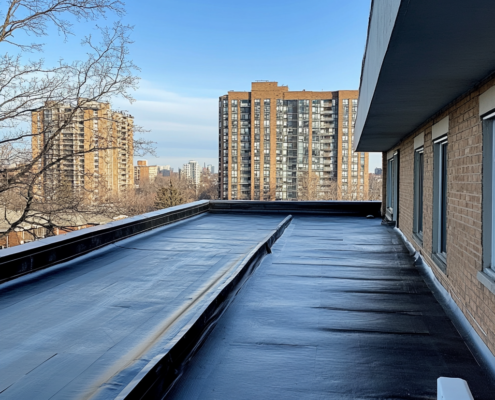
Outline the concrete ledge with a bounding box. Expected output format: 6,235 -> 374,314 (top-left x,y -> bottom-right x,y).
115,215 -> 293,400
209,200 -> 381,216
0,201 -> 210,283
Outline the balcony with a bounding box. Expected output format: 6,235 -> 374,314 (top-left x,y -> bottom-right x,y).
0,201 -> 493,399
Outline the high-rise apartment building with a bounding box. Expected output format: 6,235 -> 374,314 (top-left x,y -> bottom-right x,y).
218,82 -> 368,200
32,99 -> 134,197
181,160 -> 200,186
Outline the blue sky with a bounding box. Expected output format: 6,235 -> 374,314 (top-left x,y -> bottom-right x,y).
17,0 -> 381,171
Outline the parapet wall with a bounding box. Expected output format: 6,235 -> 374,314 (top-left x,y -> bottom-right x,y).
0,200 -> 381,284
0,201 -> 210,283
209,200 -> 381,216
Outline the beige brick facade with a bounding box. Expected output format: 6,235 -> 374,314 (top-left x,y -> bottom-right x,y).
383,76 -> 495,355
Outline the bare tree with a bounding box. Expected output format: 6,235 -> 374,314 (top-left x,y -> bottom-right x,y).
109,185 -> 156,217
319,178 -> 340,201
154,179 -> 184,209
198,171 -> 218,200
297,171 -> 319,201
368,173 -> 382,201
0,0 -> 154,242
173,175 -> 197,203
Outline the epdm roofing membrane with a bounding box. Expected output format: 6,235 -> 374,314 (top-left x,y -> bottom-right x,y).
0,214 -> 285,399
1,213 -> 494,399
166,215 -> 495,400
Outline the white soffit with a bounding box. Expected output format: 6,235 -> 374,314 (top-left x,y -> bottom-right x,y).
414,132 -> 424,149
432,117 -> 449,140
480,85 -> 495,116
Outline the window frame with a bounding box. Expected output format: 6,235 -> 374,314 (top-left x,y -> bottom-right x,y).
432,135 -> 448,271
413,147 -> 424,243
478,114 -> 495,292
386,151 -> 399,222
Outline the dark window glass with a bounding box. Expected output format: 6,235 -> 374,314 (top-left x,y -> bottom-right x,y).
414,150 -> 424,238
433,138 -> 448,263
440,143 -> 448,253
418,151 -> 424,234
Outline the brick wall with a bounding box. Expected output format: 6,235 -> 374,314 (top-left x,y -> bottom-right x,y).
387,77 -> 495,355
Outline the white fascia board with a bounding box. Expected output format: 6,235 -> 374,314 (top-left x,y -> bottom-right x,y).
354,0 -> 401,151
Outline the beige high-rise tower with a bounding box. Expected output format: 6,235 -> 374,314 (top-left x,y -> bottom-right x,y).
32,99 -> 134,198
218,82 -> 368,200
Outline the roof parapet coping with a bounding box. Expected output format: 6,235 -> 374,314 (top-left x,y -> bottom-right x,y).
0,200 -> 381,284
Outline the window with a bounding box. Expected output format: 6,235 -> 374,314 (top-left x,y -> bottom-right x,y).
432,136 -> 448,269
413,147 -> 424,242
481,116 -> 495,287
386,151 -> 399,222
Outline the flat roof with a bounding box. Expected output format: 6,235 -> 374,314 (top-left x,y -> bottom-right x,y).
354,0 -> 495,152
0,213 -> 286,399
1,203 -> 494,399
168,215 -> 495,399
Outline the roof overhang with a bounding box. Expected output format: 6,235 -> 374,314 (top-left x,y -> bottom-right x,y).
354,0 -> 495,152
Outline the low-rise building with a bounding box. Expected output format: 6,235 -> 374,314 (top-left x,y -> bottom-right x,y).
355,0 -> 495,360
134,160 -> 158,185
0,208 -> 115,249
